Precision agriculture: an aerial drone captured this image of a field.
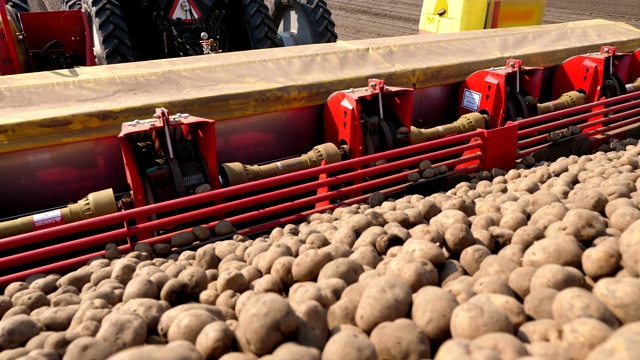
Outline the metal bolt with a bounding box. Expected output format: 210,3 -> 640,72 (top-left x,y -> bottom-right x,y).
603,47 -> 610,53
509,61 -> 515,68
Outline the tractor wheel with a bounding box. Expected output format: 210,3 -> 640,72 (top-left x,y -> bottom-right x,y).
60,0 -> 81,10
267,0 -> 337,45
6,0 -> 30,13
220,0 -> 280,51
81,0 -> 134,64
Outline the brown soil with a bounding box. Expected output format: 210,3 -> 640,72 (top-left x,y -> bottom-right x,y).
328,0 -> 640,40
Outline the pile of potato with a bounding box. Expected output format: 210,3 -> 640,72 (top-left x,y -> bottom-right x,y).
3,138 -> 640,360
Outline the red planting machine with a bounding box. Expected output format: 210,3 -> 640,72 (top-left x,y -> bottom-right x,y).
1,40 -> 640,286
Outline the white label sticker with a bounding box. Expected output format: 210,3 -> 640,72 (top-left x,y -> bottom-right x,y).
340,98 -> 353,110
461,88 -> 481,112
32,209 -> 63,229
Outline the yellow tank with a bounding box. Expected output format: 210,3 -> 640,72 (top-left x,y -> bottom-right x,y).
419,0 -> 545,34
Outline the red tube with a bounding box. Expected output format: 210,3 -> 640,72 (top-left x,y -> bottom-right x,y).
517,99 -> 640,140
0,243 -> 132,287
0,138 -> 483,270
581,115 -> 640,138
237,162 -> 484,236
516,91 -> 640,128
142,155 -> 484,248
517,106 -> 640,152
0,129 -> 483,252
517,113 -> 640,159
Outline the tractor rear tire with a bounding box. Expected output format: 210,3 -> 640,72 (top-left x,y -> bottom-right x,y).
82,0 -> 134,64
268,0 -> 337,44
6,0 -> 30,13
238,0 -> 281,50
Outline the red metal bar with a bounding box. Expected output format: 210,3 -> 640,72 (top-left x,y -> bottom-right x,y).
578,110 -> 640,132
0,0 -> 22,74
80,10 -> 96,66
516,91 -> 640,128
0,162 -> 487,288
0,139 -> 483,270
109,141 -> 481,238
237,184 -> 412,236
581,115 -> 640,138
517,115 -> 640,159
0,130 -> 483,251
517,97 -> 640,139
237,162 -> 484,237
517,106 -> 640,150
0,144 -> 484,284
143,154 -> 482,250
223,153 -> 484,228
0,243 -> 132,287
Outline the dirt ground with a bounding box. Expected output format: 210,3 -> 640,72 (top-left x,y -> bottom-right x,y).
328,0 -> 640,40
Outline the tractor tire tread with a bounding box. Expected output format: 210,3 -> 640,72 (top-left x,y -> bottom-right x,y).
272,0 -> 337,44
243,0 -> 280,49
86,0 -> 134,64
306,0 -> 337,43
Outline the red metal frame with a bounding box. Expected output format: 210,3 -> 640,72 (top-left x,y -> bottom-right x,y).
119,108 -> 218,236
0,7 -> 94,75
0,0 -> 22,75
19,10 -> 94,70
552,46 -> 628,103
0,129 -> 485,286
459,59 -> 544,128
515,90 -> 640,157
626,48 -> 640,85
324,79 -> 414,159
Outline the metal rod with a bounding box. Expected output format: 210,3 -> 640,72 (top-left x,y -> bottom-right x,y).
141,152 -> 484,249
517,94 -> 640,138
0,141 -> 482,270
517,91 -> 640,127
517,114 -> 640,159
163,116 -> 174,159
0,130 -> 482,251
516,106 -> 640,149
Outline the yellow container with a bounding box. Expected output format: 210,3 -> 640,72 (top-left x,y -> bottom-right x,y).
419,0 -> 545,34
486,0 -> 546,29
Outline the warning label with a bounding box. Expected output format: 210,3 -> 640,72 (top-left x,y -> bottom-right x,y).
461,89 -> 481,112
32,209 -> 64,230
170,0 -> 202,23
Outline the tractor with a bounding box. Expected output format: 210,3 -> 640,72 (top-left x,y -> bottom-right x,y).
0,0 -> 337,73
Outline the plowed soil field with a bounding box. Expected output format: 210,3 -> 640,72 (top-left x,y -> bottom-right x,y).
327,0 -> 640,40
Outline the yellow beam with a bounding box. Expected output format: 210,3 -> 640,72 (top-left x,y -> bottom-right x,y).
1,20 -> 640,154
